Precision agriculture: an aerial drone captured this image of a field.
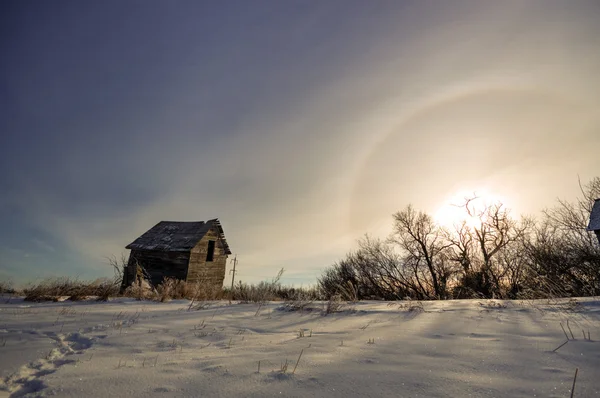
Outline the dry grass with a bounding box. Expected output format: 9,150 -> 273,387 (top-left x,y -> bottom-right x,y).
14,267 -> 318,304
122,277 -> 224,304
155,278 -> 179,302
397,299 -> 425,313
280,290 -> 318,313
230,268 -> 285,304
0,279 -> 17,295
122,279 -> 154,300
23,277 -> 120,302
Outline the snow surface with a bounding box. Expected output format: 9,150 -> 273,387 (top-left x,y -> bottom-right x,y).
0,297 -> 599,397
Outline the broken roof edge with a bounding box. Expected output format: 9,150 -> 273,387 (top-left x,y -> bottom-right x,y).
206,218 -> 232,255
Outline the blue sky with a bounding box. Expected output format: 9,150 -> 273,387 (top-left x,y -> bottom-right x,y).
2,0 -> 600,287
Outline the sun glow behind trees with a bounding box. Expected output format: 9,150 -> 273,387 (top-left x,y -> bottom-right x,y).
320,177 -> 600,300
433,190 -> 509,230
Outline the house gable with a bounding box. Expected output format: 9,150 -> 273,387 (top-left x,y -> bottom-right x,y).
588,199 -> 600,231
187,223 -> 229,286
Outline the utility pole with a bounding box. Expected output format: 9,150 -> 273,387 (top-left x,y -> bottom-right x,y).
229,255 -> 238,293
228,256 -> 238,303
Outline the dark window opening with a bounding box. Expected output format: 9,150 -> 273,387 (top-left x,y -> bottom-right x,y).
206,240 -> 216,262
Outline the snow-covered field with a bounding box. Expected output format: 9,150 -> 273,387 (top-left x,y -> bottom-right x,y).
1,297 -> 599,398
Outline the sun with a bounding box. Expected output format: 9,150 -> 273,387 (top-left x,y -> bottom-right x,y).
434,203 -> 479,229
433,190 -> 507,229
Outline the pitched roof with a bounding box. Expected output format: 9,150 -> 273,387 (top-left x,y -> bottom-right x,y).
588,199 -> 600,231
126,219 -> 232,254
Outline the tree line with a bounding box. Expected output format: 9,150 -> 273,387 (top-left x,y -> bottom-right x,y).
319,177 -> 600,300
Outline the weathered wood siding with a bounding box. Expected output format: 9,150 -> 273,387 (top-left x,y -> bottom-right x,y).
123,249 -> 190,288
187,226 -> 228,287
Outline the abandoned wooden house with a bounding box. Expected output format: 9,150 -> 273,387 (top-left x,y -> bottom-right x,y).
588,199 -> 600,245
121,219 -> 232,289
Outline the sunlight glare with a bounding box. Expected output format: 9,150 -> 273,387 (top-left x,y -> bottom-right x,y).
433,190 -> 508,229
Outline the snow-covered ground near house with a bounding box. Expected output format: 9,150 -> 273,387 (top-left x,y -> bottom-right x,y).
0,296 -> 599,398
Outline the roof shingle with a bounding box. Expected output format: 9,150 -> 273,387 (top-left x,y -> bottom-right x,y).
126,219 -> 231,254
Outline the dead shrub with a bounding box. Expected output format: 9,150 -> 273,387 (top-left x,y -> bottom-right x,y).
231,268 -> 285,304
0,279 -> 14,293
93,278 -> 121,301
322,295 -> 345,315
24,278 -> 84,302
155,278 -> 176,302
398,298 -> 425,312
281,290 -> 317,312
478,300 -> 508,310
123,278 -> 156,300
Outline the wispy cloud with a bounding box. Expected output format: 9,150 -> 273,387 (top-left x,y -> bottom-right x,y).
2,0 -> 600,284
31,238 -> 55,253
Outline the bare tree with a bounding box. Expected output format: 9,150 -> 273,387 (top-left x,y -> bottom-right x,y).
525,177 -> 600,296
319,236 -> 406,300
446,221 -> 473,274
319,234 -> 436,300
445,197 -> 531,298
106,253 -> 128,289
520,219 -> 582,298
355,235 -> 419,299
544,177 -> 600,247
390,205 -> 454,299
318,177 -> 600,300
318,256 -> 361,299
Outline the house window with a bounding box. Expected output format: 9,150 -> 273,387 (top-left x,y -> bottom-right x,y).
206,240 -> 216,262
